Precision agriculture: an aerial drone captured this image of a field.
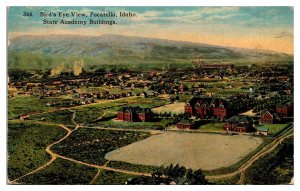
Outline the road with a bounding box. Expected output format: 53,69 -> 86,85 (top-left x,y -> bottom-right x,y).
206,125 -> 293,182
82,125 -> 162,135
9,119 -> 293,184
10,124 -> 72,183
10,121 -> 151,184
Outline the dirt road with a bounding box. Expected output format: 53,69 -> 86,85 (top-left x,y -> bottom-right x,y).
10,119 -> 293,185
10,124 -> 72,183
206,127 -> 293,181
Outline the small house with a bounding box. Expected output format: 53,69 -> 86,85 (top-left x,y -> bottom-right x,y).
177,120 -> 197,129
256,126 -> 269,136
223,116 -> 254,133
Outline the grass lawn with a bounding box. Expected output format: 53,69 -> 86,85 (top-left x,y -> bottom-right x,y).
176,94 -> 192,102
107,161 -> 165,174
259,124 -> 288,135
72,108 -> 105,124
213,88 -> 249,97
199,122 -> 225,131
8,95 -> 58,119
18,158 -> 98,184
96,118 -> 174,129
126,97 -> 170,108
8,121 -> 67,180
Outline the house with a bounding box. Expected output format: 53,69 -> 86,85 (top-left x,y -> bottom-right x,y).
176,120 -> 197,129
276,102 -> 293,117
117,106 -> 152,122
223,116 -> 254,133
259,111 -> 273,124
256,126 -> 269,136
184,97 -> 233,120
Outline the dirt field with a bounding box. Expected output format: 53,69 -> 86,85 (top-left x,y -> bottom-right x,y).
239,109 -> 258,116
105,132 -> 263,170
152,102 -> 185,114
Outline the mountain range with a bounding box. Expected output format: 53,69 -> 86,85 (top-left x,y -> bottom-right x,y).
8,34 -> 293,71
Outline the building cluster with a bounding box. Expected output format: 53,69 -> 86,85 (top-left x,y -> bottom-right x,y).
184,97 -> 232,120
9,63 -> 293,136
117,106 -> 153,122
177,95 -> 293,135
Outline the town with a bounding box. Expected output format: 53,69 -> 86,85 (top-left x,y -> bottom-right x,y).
8,61 -> 293,135
8,60 -> 294,185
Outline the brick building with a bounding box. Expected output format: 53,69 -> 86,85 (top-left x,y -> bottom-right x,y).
117,106 -> 152,122
223,116 -> 254,133
176,120 -> 197,129
276,102 -> 293,117
259,110 -> 281,124
184,97 -> 232,119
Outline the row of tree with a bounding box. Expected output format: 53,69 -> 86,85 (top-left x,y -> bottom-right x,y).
126,164 -> 208,185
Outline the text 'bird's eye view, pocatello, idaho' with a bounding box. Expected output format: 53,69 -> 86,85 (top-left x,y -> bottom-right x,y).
7,6 -> 294,185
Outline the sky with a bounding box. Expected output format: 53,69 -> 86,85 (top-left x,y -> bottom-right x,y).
8,6 -> 294,54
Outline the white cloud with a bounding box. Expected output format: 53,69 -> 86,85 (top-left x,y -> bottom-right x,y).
205,13 -> 245,21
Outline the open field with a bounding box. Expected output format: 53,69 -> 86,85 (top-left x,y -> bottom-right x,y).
105,132 -> 263,170
96,118 -> 174,130
52,128 -> 150,166
207,88 -> 249,97
29,109 -> 75,128
107,161 -> 165,174
8,121 -> 66,180
8,95 -> 63,119
259,124 -> 289,135
78,86 -> 144,95
72,108 -> 105,124
152,102 -> 185,114
18,158 -> 98,184
199,122 -> 226,131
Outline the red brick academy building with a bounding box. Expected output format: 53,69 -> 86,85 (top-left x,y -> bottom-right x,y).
223,116 -> 254,133
259,111 -> 274,124
117,106 -> 152,122
276,102 -> 293,117
184,97 -> 233,120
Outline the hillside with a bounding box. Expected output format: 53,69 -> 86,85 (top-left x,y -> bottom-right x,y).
8,34 -> 293,71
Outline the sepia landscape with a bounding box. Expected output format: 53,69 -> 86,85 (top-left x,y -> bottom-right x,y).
7,7 -> 294,185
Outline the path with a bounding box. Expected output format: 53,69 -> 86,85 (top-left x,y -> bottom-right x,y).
68,108 -> 77,126
10,118 -> 293,185
206,126 -> 293,182
89,161 -> 110,184
10,119 -> 150,184
54,154 -> 152,177
236,132 -> 294,184
10,124 -> 72,183
82,125 -> 162,135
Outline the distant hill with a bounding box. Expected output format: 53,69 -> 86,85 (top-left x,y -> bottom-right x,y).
8,34 -> 293,71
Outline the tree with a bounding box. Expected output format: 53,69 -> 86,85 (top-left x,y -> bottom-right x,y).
193,169 -> 208,184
